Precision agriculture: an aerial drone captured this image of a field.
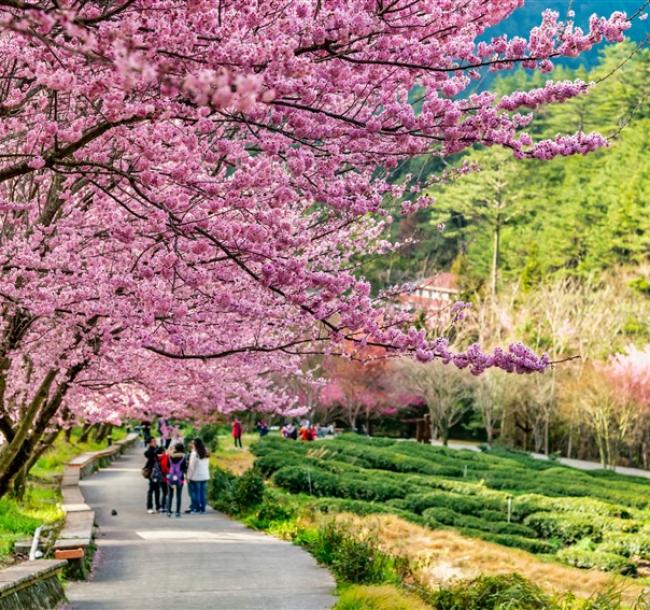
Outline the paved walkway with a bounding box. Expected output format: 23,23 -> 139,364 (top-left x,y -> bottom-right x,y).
430,439 -> 650,480
67,447 -> 335,610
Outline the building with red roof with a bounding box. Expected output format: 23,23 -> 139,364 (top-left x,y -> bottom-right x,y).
400,272 -> 460,320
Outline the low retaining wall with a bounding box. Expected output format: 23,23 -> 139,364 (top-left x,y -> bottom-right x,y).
0,432 -> 140,608
0,560 -> 66,610
56,432 -> 139,578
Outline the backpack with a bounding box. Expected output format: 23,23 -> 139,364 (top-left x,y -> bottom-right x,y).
167,457 -> 185,484
151,459 -> 163,483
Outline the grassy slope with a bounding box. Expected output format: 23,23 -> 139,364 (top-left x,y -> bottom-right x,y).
209,433 -> 257,474
208,434 -> 649,605
250,435 -> 650,594
332,513 -> 643,602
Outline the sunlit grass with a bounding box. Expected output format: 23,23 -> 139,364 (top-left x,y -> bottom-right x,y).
209,433 -> 261,475
331,513 -> 647,603
0,425 -> 124,563
31,427 -> 125,482
334,585 -> 431,610
0,488 -> 63,565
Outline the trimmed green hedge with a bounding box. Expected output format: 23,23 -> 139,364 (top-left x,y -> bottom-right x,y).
423,507 -> 537,538
252,435 -> 650,572
557,547 -> 636,575
272,465 -> 411,501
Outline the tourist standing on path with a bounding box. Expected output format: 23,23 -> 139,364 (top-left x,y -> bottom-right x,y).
156,446 -> 169,512
168,426 -> 183,452
187,438 -> 210,514
143,438 -> 160,513
158,417 -> 171,449
141,420 -> 152,445
166,442 -> 188,517
232,418 -> 243,448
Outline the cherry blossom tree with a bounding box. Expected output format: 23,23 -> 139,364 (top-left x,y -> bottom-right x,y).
391,358 -> 473,445
0,0 -> 639,494
320,347 -> 405,431
602,345 -> 650,467
605,345 -> 650,408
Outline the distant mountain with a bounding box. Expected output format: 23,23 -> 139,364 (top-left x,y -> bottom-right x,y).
491,1 -> 648,68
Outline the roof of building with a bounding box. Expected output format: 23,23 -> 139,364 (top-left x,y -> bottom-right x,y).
418,272 -> 459,293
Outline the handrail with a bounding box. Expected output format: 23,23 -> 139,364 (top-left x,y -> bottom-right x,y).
29,524 -> 44,561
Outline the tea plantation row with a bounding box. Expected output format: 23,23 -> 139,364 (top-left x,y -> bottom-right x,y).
251,435 -> 650,575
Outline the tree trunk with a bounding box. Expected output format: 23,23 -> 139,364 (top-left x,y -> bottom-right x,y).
440,420 -> 449,446
365,410 -> 372,437
430,421 -> 438,442
490,221 -> 500,302
0,362 -> 84,498
544,416 -> 549,456
485,415 -> 494,445
95,423 -> 111,443
78,422 -> 97,443
349,413 -> 357,432
9,466 -> 27,501
0,369 -> 57,486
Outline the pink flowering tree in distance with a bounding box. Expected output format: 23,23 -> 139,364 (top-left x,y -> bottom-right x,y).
605,345 -> 650,466
0,0 -> 640,494
605,345 -> 650,408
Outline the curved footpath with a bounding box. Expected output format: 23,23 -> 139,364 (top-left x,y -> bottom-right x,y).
430,439 -> 650,480
67,446 -> 335,610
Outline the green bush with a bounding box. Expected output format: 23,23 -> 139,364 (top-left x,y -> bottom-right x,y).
235,469 -> 265,506
196,424 -> 220,452
598,532 -> 650,559
557,547 -> 636,575
272,465 -> 339,496
272,465 -> 410,502
255,451 -> 305,477
247,492 -> 295,529
208,466 -> 239,513
305,521 -> 393,584
427,574 -> 553,610
459,528 -> 558,554
313,498 -> 425,525
208,467 -> 264,514
404,490 -> 507,517
524,512 -> 604,544
422,506 -> 536,538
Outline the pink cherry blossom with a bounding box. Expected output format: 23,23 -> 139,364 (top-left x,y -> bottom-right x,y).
0,0 -> 638,494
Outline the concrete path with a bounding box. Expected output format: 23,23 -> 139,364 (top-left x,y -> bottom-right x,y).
66,447 -> 335,610
430,439 -> 650,480
529,452 -> 650,480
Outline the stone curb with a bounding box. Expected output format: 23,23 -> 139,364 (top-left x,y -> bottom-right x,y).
55,433 -> 139,574
0,432 -> 140,608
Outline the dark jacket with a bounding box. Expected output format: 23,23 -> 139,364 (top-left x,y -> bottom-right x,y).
144,446 -> 158,469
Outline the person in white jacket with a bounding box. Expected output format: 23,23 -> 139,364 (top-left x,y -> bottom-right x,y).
186,438 -> 211,513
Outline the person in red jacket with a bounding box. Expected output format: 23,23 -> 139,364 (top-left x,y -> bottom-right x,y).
157,447 -> 170,513
232,418 -> 243,448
